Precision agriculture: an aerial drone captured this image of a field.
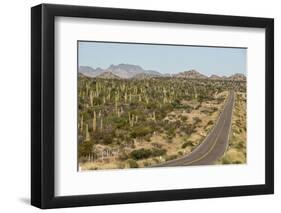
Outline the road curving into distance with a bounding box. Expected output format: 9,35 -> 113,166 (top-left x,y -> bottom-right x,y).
154,91 -> 235,167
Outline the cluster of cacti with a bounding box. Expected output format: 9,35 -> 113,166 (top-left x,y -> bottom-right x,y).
128,112 -> 139,127
78,75 -> 246,161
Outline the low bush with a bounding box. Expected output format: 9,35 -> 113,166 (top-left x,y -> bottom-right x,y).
127,159 -> 139,168
193,117 -> 202,124
152,158 -> 160,163
207,120 -> 214,126
180,115 -> 188,122
129,148 -> 152,160
222,157 -> 231,164
150,148 -> 167,157
181,141 -> 192,149
129,148 -> 167,160
143,161 -> 151,167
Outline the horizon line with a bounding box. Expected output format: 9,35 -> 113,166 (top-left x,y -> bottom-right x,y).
78,63 -> 246,77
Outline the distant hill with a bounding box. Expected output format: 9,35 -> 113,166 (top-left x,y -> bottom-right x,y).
79,64 -> 246,81
209,74 -> 222,80
221,76 -> 228,80
79,64 -> 161,79
107,64 -> 143,78
227,73 -> 246,81
107,64 -> 162,78
95,71 -> 121,79
79,66 -> 103,77
174,69 -> 207,79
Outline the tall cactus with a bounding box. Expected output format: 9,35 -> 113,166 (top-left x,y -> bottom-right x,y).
89,91 -> 93,107
85,82 -> 89,96
152,111 -> 156,121
145,95 -> 149,104
129,93 -> 132,102
163,88 -> 167,104
128,112 -> 134,127
92,111 -> 97,132
107,92 -> 111,101
85,124 -> 90,142
80,114 -> 84,133
95,81 -> 99,97
115,96 -> 118,115
100,117 -> 103,132
117,107 -> 121,117
124,92 -> 128,103
131,114 -> 134,127
194,87 -> 198,99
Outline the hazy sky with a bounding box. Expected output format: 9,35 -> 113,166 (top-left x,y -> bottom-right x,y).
78,41 -> 247,76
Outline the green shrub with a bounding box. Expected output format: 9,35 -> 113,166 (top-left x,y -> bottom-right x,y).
207,120 -> 214,126
193,117 -> 202,124
102,134 -> 113,145
88,166 -> 98,170
78,140 -> 93,158
127,159 -> 139,168
150,148 -> 167,157
171,99 -> 185,109
178,151 -> 183,156
180,124 -> 195,135
221,156 -> 231,164
112,116 -> 128,129
129,148 -> 152,160
130,126 -> 152,138
143,161 -> 151,167
180,115 -> 188,122
181,141 -> 192,149
167,128 -> 176,137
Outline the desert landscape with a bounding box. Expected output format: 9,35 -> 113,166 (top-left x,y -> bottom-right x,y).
78,63 -> 247,170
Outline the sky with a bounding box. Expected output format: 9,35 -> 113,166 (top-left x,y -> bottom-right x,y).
78,41 -> 247,76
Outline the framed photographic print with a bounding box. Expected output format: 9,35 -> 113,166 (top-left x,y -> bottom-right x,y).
31,3 -> 274,209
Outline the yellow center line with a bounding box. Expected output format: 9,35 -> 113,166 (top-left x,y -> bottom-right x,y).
184,120 -> 225,165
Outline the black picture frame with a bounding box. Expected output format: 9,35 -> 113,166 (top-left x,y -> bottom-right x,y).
31,3 -> 274,209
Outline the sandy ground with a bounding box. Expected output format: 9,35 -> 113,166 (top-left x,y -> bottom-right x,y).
80,91 -> 229,170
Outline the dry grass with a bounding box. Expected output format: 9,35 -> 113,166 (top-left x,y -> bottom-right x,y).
80,91 -> 228,170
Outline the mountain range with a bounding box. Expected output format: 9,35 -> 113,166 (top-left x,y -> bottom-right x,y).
79,64 -> 246,81
79,64 -> 162,79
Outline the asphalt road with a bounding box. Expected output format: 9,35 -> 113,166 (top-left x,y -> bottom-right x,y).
154,91 -> 235,167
